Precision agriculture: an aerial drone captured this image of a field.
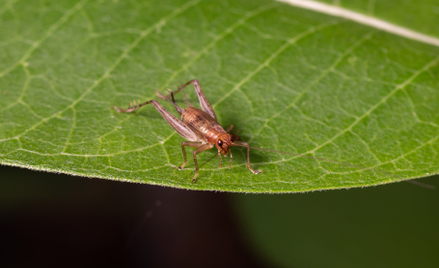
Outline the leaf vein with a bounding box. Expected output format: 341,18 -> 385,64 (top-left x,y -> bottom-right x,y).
250,30 -> 374,143
303,55 -> 439,156
212,20 -> 342,109
0,0 -> 89,78
158,2 -> 278,91
0,0 -> 201,143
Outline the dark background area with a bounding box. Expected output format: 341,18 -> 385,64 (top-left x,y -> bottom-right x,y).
0,165 -> 265,268
2,165 -> 438,268
235,175 -> 439,267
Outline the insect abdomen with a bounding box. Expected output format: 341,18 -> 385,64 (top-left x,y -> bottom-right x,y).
182,107 -> 226,143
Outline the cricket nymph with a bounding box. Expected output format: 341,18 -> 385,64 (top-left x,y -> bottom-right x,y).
112,79 -> 262,182
181,106 -> 234,155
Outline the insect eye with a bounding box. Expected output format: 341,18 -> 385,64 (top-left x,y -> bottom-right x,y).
218,140 -> 223,148
230,136 -> 234,142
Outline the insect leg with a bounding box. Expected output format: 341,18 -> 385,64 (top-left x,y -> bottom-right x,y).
155,91 -> 184,115
218,149 -> 233,168
232,141 -> 262,174
113,100 -> 198,142
225,124 -> 241,141
218,152 -> 223,168
177,141 -> 203,170
112,100 -> 155,113
229,150 -> 233,169
160,83 -> 192,107
164,79 -> 217,121
192,143 -> 214,182
170,91 -> 177,106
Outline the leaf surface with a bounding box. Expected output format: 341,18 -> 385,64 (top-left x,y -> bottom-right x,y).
1,0 -> 439,193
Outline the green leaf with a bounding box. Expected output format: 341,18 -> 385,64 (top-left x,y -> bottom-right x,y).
1,0 -> 438,193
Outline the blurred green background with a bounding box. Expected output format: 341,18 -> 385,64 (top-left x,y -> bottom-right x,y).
1,165 -> 438,267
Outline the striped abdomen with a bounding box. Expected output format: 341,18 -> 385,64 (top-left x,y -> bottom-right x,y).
181,107 -> 227,144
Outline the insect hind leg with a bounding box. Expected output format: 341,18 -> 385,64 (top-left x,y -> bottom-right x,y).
161,82 -> 192,107
112,99 -> 154,113
161,80 -> 217,120
155,91 -> 184,115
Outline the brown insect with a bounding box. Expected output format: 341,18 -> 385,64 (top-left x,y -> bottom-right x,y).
112,79 -> 262,182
